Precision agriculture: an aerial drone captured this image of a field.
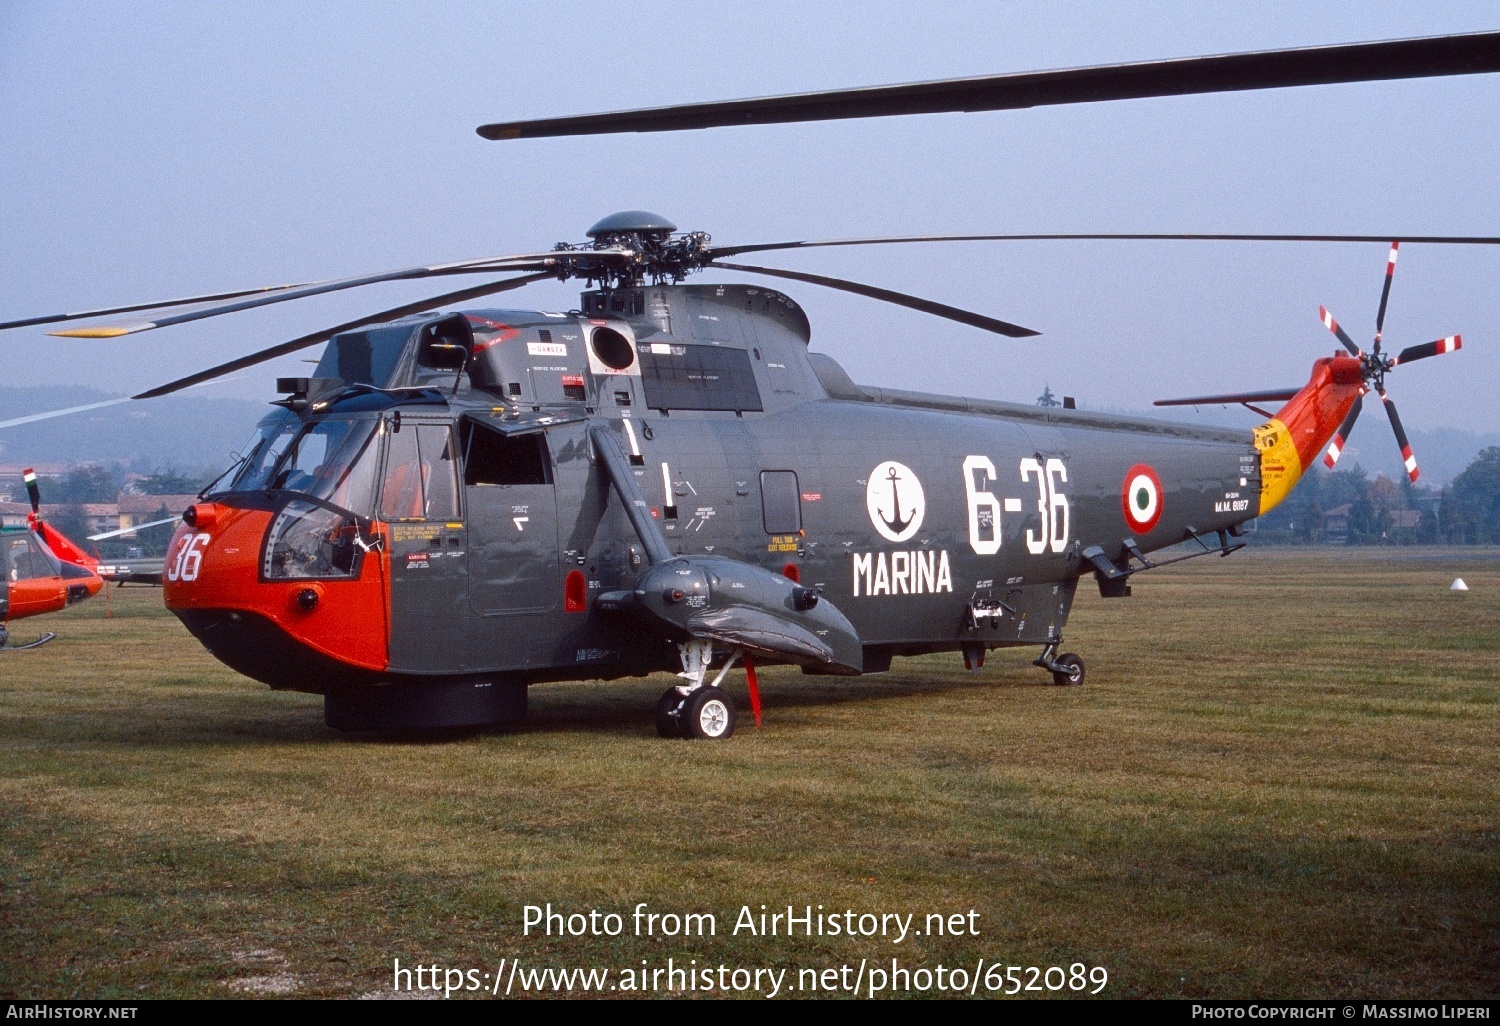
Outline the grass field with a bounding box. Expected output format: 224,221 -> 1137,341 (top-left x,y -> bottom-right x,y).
2,549 -> 1497,999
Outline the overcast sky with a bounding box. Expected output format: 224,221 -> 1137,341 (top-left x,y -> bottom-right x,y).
3,2 -> 1498,447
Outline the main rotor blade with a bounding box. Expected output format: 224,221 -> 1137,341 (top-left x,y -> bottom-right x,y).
42,253 -> 576,338
132,272 -> 552,400
1319,305 -> 1363,356
1323,392 -> 1364,469
0,398 -> 132,431
0,282 -> 315,333
710,261 -> 1038,338
479,31 -> 1500,140
1393,334 -> 1462,365
1380,391 -> 1420,482
1374,241 -> 1399,341
1153,387 -> 1301,407
709,232 -> 1500,260
88,516 -> 180,542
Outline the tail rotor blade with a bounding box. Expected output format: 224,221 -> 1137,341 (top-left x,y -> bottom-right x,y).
1393,334 -> 1462,365
1374,241 -> 1399,342
1381,391 -> 1419,481
1319,306 -> 1362,356
23,468 -> 40,514
1322,393 -> 1364,468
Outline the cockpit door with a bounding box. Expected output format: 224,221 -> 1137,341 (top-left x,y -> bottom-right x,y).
381,419 -> 467,672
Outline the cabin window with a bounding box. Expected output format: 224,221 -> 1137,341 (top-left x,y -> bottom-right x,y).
380,421 -> 460,521
760,470 -> 801,534
639,344 -> 764,412
381,423 -> 422,519
418,425 -> 460,520
6,536 -> 55,581
461,421 -> 552,486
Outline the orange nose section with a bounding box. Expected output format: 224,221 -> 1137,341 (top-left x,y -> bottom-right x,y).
164,505 -> 390,677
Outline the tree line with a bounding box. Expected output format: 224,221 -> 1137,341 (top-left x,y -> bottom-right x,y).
1256,447 -> 1500,545
28,466 -> 215,559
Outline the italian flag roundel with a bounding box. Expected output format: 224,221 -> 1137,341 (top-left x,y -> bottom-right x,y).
1122,464 -> 1164,533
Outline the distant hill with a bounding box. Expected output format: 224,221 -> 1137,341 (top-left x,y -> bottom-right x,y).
0,386 -> 268,472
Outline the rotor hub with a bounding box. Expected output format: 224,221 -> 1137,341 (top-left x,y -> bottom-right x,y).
555,212 -> 712,289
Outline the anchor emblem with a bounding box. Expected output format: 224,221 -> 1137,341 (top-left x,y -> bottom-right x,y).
866,460 -> 925,542
881,466 -> 915,533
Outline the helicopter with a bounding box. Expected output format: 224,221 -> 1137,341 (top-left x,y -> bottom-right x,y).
0,31 -> 1495,734
0,469 -> 105,649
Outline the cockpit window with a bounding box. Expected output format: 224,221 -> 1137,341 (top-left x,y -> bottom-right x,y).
378,421 -> 459,521
207,413 -> 381,516
265,418 -> 381,515
218,415 -> 300,494
7,535 -> 57,581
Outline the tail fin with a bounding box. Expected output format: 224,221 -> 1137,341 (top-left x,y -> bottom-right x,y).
1255,355 -> 1365,515
29,516 -> 100,573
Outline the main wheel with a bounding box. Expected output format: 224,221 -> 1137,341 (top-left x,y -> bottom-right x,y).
683,686 -> 736,740
1052,653 -> 1085,687
656,687 -> 688,738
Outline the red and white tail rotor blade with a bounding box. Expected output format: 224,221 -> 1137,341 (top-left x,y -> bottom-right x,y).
1373,241 -> 1399,343
1319,305 -> 1362,356
1322,392 -> 1365,469
1392,334 -> 1462,366
1380,391 -> 1420,482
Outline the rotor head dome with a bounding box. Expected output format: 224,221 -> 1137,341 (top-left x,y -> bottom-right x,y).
587,210 -> 678,238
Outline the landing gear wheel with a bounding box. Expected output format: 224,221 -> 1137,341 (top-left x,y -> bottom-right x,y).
656,687 -> 688,738
1052,653 -> 1085,687
683,686 -> 736,740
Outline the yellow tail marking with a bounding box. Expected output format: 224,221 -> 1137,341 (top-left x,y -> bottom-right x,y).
1254,418 -> 1304,515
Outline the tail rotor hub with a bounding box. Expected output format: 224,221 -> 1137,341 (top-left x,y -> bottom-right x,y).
1317,241 -> 1464,481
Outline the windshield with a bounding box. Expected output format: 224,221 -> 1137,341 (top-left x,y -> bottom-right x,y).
264,418 -> 382,515
209,414 -> 382,516
209,412 -> 300,495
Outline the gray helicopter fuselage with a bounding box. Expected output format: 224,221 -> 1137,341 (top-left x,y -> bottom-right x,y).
257,282 -> 1258,684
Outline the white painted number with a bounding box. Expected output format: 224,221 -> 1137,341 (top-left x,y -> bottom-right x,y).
963,455 -> 1002,555
168,532 -> 210,582
973,456 -> 1070,557
1046,458 -> 1069,554
1019,458 -> 1048,555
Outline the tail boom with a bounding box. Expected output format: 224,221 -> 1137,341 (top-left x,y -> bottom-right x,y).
1254,355 -> 1365,514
